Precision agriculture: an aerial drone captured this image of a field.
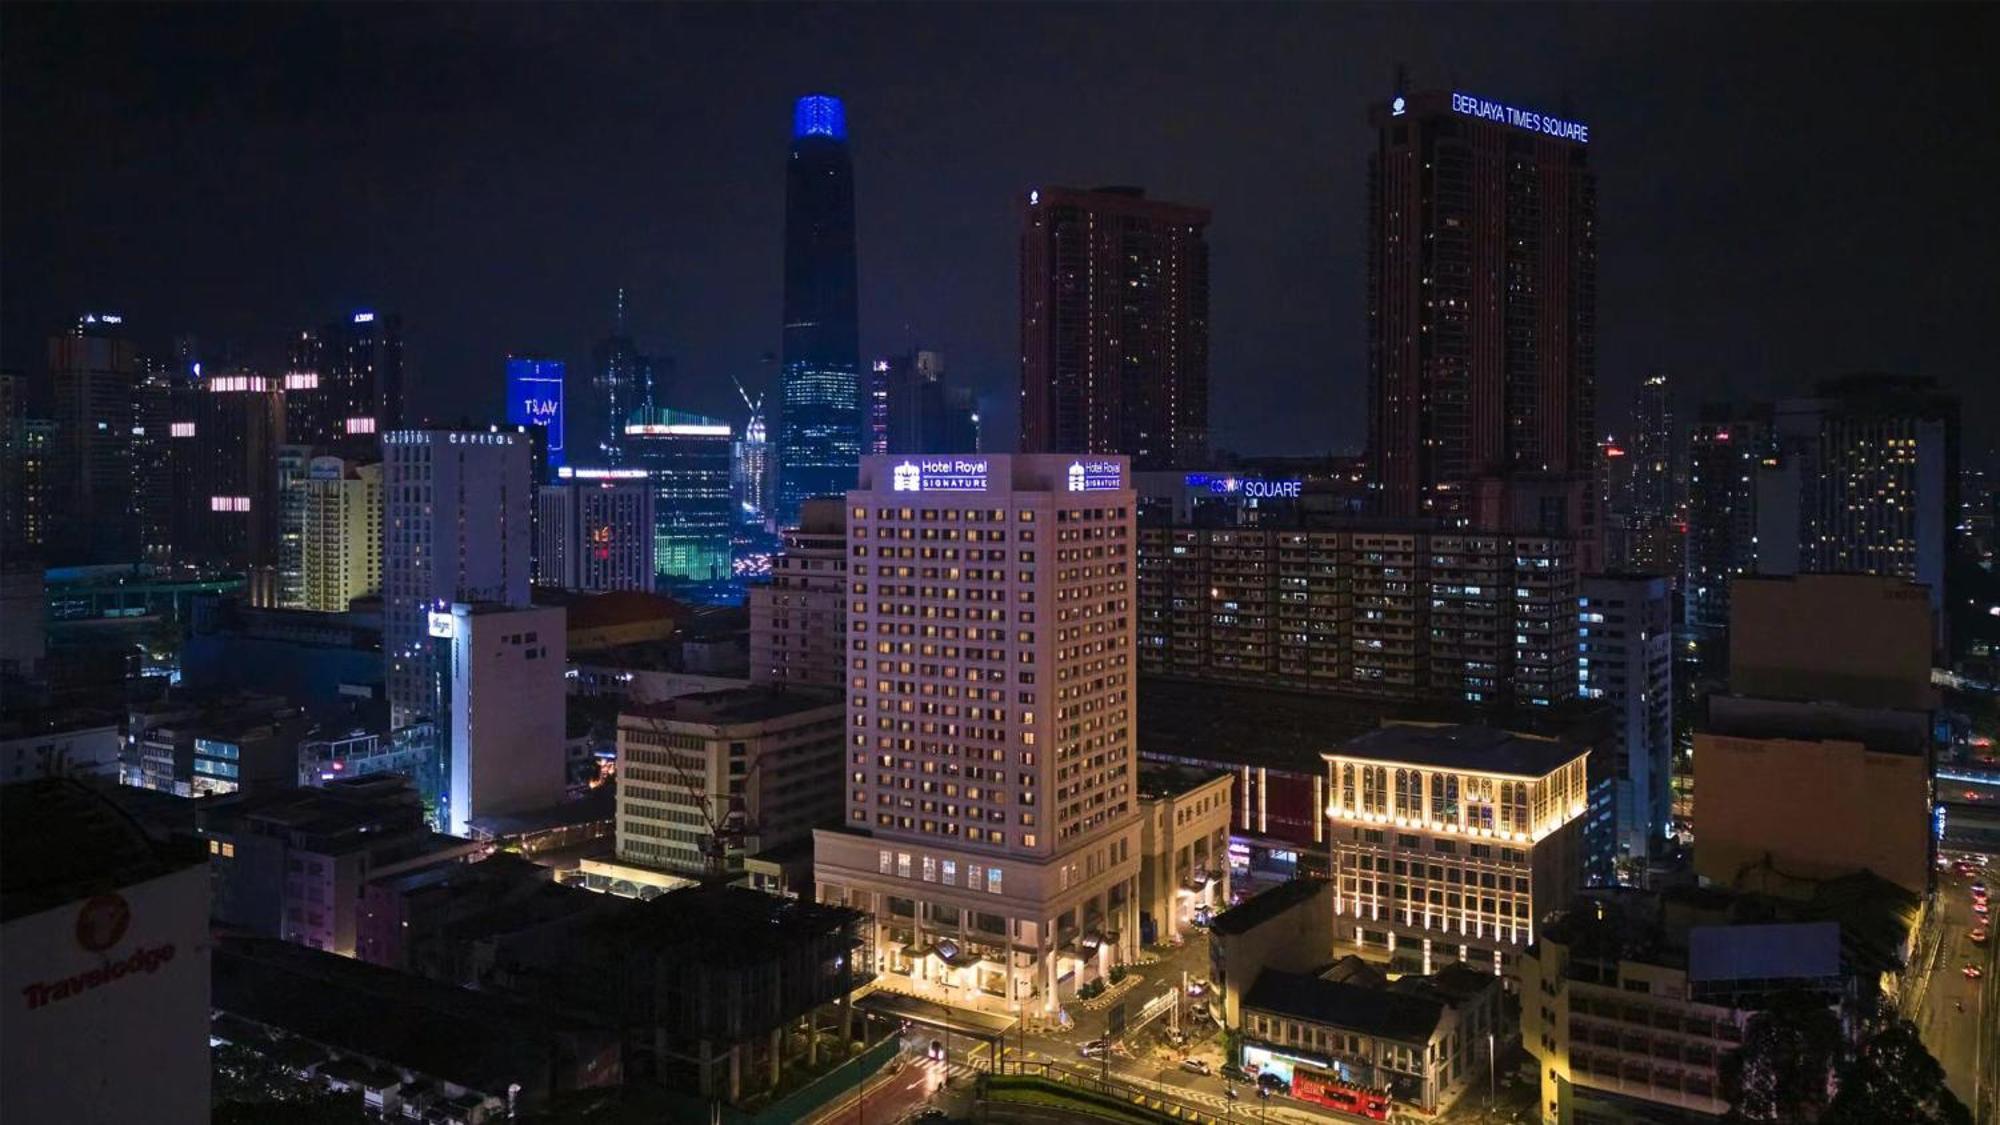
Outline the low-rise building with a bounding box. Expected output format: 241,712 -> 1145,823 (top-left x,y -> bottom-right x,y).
747,496 -> 845,688
124,692 -> 307,797
0,708 -> 121,783
1324,724 -> 1591,977
1240,958 -> 1502,1116
1520,879 -> 1917,1124
1209,877 -> 1333,1030
199,775 -> 480,955
1135,765 -> 1233,945
2,780 -> 213,1125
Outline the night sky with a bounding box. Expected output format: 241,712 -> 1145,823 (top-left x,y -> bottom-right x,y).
5,3 -> 1994,457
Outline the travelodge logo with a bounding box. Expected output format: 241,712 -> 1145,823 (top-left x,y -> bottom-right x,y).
77,894 -> 132,952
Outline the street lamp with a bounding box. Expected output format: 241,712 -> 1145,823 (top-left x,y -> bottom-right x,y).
1488,1028 -> 1497,1113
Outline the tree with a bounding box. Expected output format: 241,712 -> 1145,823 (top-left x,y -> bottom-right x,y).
1823,1019 -> 1971,1125
1720,991 -> 1843,1122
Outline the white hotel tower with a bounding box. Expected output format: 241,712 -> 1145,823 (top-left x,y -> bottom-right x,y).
813,454 -> 1140,1013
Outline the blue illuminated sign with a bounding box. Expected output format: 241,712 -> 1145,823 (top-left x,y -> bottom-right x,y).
793,95 -> 847,141
1450,91 -> 1589,144
1391,96 -> 1406,117
1067,460 -> 1124,492
506,357 -> 566,468
1184,473 -> 1302,499
892,458 -> 989,493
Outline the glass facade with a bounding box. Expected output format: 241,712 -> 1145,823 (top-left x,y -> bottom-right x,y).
624,407 -> 734,581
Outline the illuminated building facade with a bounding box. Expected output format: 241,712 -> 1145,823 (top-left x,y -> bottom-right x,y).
749,497 -> 846,688
432,602 -> 566,837
1366,91 -> 1597,520
505,356 -> 566,472
298,457 -> 383,613
623,408 -> 734,582
381,429 -> 533,728
164,374 -> 286,570
1577,574 -> 1672,876
537,468 -> 656,592
776,94 -> 862,524
813,454 -> 1143,1013
1019,187 -> 1210,470
1681,404 -> 1772,631
1323,724 -> 1590,976
1137,524 -> 1578,706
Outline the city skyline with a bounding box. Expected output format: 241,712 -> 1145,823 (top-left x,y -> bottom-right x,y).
3,5 -> 1993,461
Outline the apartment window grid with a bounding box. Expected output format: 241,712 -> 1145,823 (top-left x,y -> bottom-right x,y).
845,501 -> 1134,855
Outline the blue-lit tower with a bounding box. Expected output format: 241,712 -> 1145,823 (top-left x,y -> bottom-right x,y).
775,94 -> 862,525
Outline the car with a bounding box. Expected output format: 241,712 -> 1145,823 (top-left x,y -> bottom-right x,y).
1971,928 -> 1989,944
1973,882 -> 1988,895
1974,901 -> 1990,916
926,1039 -> 945,1061
1220,1064 -> 1255,1084
1966,965 -> 1984,980
1258,1071 -> 1289,1095
1180,1058 -> 1212,1076
913,1111 -> 949,1123
1078,1039 -> 1108,1058
1186,979 -> 1211,997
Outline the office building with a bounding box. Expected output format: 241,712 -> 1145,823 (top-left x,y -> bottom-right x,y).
286,311 -> 404,446
1137,523 -> 1579,706
505,355 -> 567,472
1695,575 -> 1935,898
432,602 -> 567,837
199,775 -> 480,955
1622,375 -> 1680,577
624,407 -> 733,582
776,94 -> 863,523
1578,575 -> 1673,877
124,693 -> 305,798
1019,186 -> 1210,469
164,373 -> 286,569
1240,959 -> 1501,1116
590,289 -> 658,465
1682,404 -> 1773,632
869,350 -> 981,456
614,686 -> 844,883
48,314 -> 142,563
813,454 -> 1141,1013
382,428 -> 533,727
538,468 -> 657,592
1366,91 -> 1596,520
1,780 -> 212,1125
298,456 -> 383,613
1323,724 -> 1591,976
4,401 -> 55,558
749,497 -> 846,688
1209,878 -> 1336,1030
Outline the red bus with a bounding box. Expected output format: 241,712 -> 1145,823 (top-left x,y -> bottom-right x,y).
1291,1067 -> 1391,1121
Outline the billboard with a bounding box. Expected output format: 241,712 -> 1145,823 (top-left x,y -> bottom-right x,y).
506,357 -> 566,468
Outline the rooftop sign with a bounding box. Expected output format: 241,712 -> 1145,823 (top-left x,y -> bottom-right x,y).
1450,92 -> 1589,144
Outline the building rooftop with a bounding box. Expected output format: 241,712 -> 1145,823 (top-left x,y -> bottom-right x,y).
1136,763 -> 1231,801
539,589 -> 689,633
212,937 -> 612,1100
1242,968 -> 1446,1045
620,685 -> 841,727
1138,680 -> 1607,773
584,882 -> 861,967
1209,877 -> 1328,938
1328,724 -> 1586,778
0,779 -> 207,923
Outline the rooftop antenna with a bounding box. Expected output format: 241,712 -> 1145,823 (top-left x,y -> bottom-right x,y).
614,287 -> 627,335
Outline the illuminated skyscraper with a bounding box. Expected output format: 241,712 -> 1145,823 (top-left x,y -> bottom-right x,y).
590,289 -> 658,465
48,314 -> 142,564
1019,188 -> 1210,469
538,468 -> 656,592
1366,91 -> 1597,519
505,356 -> 566,472
624,407 -> 734,582
776,94 -> 862,524
286,311 -> 404,446
382,428 -> 533,728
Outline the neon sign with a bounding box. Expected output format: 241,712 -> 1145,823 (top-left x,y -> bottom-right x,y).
1450,92 -> 1589,144
1067,460 -> 1123,492
893,458 -> 990,493
1185,473 -> 1301,499
506,358 -> 565,467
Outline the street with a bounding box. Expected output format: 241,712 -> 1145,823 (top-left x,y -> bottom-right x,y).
1916,854 -> 1996,1121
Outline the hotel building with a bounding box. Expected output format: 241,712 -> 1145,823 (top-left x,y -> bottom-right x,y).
813,454 -> 1140,1013
1323,724 -> 1590,977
